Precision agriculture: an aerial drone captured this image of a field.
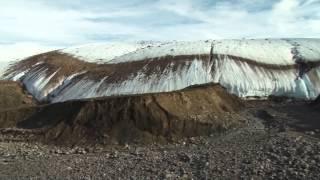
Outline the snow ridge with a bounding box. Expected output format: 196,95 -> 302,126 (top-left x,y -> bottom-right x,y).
4,38 -> 320,102
59,41 -> 162,63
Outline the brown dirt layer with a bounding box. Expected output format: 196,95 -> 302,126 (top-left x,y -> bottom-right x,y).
57,53 -> 320,83
4,51 -> 320,103
0,84 -> 244,145
6,51 -> 320,86
0,81 -> 35,110
3,51 -> 97,91
4,51 -> 96,77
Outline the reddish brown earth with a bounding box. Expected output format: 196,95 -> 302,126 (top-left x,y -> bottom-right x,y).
0,83 -> 244,145
1,80 -> 320,179
0,81 -> 35,110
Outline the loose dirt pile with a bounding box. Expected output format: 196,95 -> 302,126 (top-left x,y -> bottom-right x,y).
0,81 -> 35,110
0,84 -> 244,145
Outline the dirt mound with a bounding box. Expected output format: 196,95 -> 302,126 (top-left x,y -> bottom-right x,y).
0,84 -> 244,145
0,81 -> 35,110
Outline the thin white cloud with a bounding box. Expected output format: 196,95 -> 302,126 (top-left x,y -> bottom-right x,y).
269,0 -> 320,36
0,0 -> 318,48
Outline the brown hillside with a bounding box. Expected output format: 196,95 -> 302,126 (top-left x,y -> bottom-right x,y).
0,81 -> 35,110
0,84 -> 244,145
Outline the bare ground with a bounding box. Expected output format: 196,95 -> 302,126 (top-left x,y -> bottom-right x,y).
0,81 -> 35,110
0,100 -> 320,179
0,84 -> 243,145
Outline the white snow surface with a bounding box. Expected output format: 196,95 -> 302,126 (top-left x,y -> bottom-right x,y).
109,40 -> 212,64
108,39 -> 320,65
60,39 -> 320,65
59,41 -> 162,63
49,58 -> 320,103
50,59 -> 214,102
4,38 -> 320,102
213,56 -> 320,99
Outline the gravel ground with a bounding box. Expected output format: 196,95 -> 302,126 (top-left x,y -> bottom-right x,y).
0,101 -> 320,179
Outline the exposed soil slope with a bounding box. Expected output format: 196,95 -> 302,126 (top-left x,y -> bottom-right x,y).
0,84 -> 243,145
0,81 -> 35,110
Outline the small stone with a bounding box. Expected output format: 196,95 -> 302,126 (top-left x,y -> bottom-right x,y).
165,173 -> 173,178
295,136 -> 302,142
307,131 -> 315,136
76,148 -> 87,154
124,144 -> 130,149
163,151 -> 167,154
178,153 -> 191,162
111,151 -> 119,158
181,174 -> 188,178
55,149 -> 63,154
205,162 -> 209,166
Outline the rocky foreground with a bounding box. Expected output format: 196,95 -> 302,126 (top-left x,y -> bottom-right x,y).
0,100 -> 319,179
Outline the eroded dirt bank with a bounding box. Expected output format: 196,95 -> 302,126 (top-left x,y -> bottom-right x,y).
0,84 -> 243,145
0,81 -> 35,110
1,81 -> 320,179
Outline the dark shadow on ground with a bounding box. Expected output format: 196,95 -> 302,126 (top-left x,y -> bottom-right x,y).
269,102 -> 320,132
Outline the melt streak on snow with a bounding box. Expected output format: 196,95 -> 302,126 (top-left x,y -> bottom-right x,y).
4,39 -> 320,102
50,60 -> 214,102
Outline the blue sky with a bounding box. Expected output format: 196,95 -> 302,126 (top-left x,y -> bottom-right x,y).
0,0 -> 319,48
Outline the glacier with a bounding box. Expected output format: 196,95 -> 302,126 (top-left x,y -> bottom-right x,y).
2,38 -> 320,102
59,41 -> 162,63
